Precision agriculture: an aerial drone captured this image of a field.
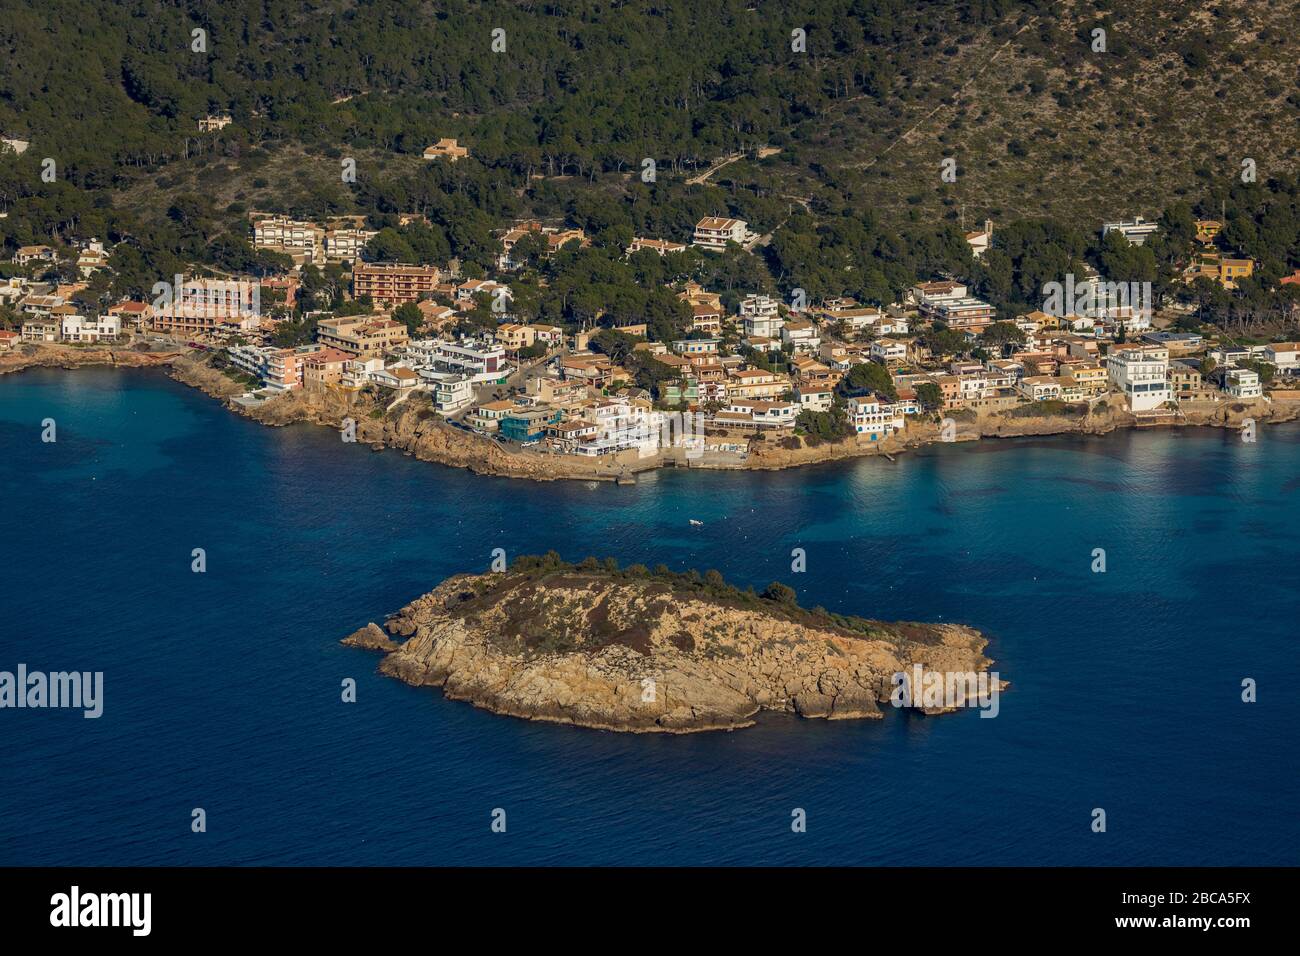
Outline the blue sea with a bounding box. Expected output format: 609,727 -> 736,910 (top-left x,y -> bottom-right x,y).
1,367 -> 1296,866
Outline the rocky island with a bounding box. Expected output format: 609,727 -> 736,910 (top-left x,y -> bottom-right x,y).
342,554 -> 1001,733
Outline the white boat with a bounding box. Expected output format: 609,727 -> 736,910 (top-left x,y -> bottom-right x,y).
689,519 -> 703,526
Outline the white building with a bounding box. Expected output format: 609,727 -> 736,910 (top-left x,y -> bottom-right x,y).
418,371 -> 475,412
341,357 -> 386,389
870,340 -> 908,364
740,294 -> 783,339
781,319 -> 820,354
1102,217 -> 1159,246
1107,346 -> 1172,411
0,276 -> 28,306
227,344 -> 275,384
910,280 -> 967,308
795,386 -> 833,412
324,227 -> 377,261
965,220 -> 993,259
60,313 -> 121,343
847,395 -> 906,441
253,217 -> 324,264
1263,342 -> 1300,372
713,399 -> 797,429
403,338 -> 511,384
371,365 -> 422,391
692,217 -> 749,251
627,237 -> 687,256
1223,368 -> 1262,400
1017,375 -> 1062,402
76,239 -> 109,277
1208,346 -> 1250,368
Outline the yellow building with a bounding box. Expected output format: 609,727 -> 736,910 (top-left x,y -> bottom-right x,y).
1194,220 -> 1221,244
1185,251 -> 1254,289
496,323 -> 537,350
316,316 -> 410,357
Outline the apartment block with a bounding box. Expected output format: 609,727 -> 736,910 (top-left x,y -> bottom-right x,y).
352,263 -> 443,304
316,316 -> 410,357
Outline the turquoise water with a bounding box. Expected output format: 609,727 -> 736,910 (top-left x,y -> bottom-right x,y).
0,367 -> 1296,865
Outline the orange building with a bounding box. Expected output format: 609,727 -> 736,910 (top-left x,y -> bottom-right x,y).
352,263 -> 442,304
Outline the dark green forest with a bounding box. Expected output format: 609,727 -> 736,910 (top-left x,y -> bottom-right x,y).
1,0 -> 1299,339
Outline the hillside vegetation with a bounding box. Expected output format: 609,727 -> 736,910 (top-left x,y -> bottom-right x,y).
2,1 -> 1299,339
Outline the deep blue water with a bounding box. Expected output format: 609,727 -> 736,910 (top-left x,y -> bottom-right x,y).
1,367 -> 1296,866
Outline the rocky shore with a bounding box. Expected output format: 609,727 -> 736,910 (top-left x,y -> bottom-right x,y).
4,343 -> 1297,482
0,342 -> 182,377
342,559 -> 1001,733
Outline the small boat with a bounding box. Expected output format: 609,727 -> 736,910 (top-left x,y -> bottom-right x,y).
689,519 -> 703,526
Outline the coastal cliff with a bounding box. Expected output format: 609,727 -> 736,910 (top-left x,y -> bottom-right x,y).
6,344 -> 1298,482
228,378 -> 655,480
342,557 -> 999,733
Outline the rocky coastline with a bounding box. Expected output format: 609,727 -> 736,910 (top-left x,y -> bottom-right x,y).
342,559 -> 1002,733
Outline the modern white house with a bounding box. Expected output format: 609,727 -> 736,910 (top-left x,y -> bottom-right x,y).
404,338 -> 510,384
253,217 -> 325,264
739,293 -> 781,338
1107,346 -> 1172,411
323,227 -> 377,261
340,356 -> 386,389
1223,367 -> 1262,400
419,370 -> 475,412
870,340 -> 908,364
60,313 -> 121,343
1102,217 -> 1160,246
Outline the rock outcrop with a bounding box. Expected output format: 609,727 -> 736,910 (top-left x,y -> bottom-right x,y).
342,561 -> 1000,733
0,343 -> 181,377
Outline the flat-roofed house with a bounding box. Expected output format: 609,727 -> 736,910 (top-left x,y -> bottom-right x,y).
21,317 -> 60,342
847,395 -> 906,441
628,237 -> 687,256
352,262 -> 442,305
1107,345 -> 1172,411
423,138 -> 468,161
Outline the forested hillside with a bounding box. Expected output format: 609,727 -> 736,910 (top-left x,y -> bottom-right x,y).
2,0 -> 1299,335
